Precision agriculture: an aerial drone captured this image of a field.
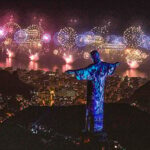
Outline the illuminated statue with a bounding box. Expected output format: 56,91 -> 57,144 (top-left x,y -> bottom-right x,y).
66,50 -> 119,133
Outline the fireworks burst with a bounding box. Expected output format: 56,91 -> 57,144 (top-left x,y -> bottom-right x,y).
53,32 -> 60,46
83,52 -> 90,59
83,31 -> 95,45
29,52 -> 39,61
75,34 -> 86,47
4,38 -> 12,45
26,25 -> 43,41
91,35 -> 104,49
42,33 -> 51,43
63,53 -> 73,64
91,22 -> 111,38
123,26 -> 144,48
22,25 -> 44,56
125,48 -> 148,68
57,27 -> 77,49
14,29 -> 28,44
106,35 -> 125,45
53,49 -> 59,55
0,27 -> 7,38
6,49 -> 15,58
4,22 -> 21,37
141,35 -> 150,50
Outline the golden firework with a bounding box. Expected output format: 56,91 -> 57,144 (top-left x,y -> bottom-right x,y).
123,26 -> 144,48
58,27 -> 77,49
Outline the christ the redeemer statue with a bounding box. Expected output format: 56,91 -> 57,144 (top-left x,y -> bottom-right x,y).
66,50 -> 119,133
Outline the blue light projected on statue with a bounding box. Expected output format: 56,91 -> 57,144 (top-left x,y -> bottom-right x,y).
66,50 -> 119,133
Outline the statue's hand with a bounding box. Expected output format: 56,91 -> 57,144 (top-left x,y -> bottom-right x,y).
65,70 -> 75,75
116,62 -> 120,67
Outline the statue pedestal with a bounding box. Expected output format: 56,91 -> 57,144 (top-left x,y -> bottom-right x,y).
92,131 -> 108,142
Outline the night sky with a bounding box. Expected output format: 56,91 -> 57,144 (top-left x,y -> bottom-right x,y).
0,0 -> 150,33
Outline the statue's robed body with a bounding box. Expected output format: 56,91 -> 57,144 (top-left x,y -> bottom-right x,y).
66,50 -> 119,133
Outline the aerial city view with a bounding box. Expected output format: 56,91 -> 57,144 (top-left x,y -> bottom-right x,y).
0,0 -> 150,150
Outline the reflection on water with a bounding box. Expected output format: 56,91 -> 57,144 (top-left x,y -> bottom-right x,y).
0,58 -> 13,68
42,68 -> 50,72
28,61 -> 39,70
6,58 -> 12,67
62,64 -> 72,72
123,69 -> 147,78
0,58 -> 149,78
0,58 -> 73,73
0,62 -> 5,68
52,65 -> 58,72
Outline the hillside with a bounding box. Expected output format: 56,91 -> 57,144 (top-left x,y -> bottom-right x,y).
0,104 -> 150,150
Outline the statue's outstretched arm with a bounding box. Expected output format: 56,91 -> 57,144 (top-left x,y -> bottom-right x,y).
65,70 -> 76,75
66,65 -> 93,80
107,62 -> 120,76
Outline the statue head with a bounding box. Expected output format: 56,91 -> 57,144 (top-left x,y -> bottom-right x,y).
90,50 -> 101,63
